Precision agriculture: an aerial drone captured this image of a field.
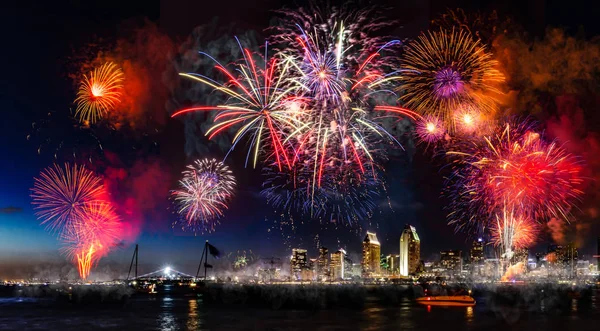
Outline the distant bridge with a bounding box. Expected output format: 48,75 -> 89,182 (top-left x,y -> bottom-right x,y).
135,267 -> 195,280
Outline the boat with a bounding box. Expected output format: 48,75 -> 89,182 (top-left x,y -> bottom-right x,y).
416,295 -> 476,307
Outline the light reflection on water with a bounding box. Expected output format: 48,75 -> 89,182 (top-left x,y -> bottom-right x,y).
398,298 -> 416,329
362,307 -> 385,331
465,306 -> 474,324
159,296 -> 176,331
1,289 -> 600,330
186,299 -> 200,331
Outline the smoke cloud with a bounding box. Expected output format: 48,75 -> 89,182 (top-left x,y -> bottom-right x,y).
0,206 -> 22,214
493,27 -> 600,249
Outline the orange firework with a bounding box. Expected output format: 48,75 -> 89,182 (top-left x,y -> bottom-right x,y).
74,62 -> 124,124
76,244 -> 96,280
453,104 -> 491,136
401,28 -> 504,133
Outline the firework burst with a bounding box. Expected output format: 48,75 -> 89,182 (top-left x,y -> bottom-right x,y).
266,8 -> 409,219
490,207 -> 539,259
415,115 -> 446,145
74,62 -> 124,124
60,202 -> 122,279
400,28 -> 504,133
171,159 -> 236,233
173,7 -> 410,225
172,43 -> 308,170
446,120 -> 584,236
31,163 -> 107,234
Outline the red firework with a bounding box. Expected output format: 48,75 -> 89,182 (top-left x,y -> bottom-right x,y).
449,121 -> 584,223
60,202 -> 122,279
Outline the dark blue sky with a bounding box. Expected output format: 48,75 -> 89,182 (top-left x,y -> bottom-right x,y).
1,0 -> 599,278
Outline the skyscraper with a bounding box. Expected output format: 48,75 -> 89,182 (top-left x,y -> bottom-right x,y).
290,248 -> 307,280
362,232 -> 381,277
330,249 -> 346,280
470,238 -> 484,263
399,225 -> 421,276
317,246 -> 329,280
386,254 -> 400,275
440,250 -> 462,275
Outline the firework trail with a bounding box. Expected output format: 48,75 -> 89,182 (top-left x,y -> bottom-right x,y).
171,158 -> 236,233
75,62 -> 124,124
31,163 -> 107,234
490,207 -> 539,259
60,202 -> 122,279
400,28 -> 504,135
172,43 -> 308,170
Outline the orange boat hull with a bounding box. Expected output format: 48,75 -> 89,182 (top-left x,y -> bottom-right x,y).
416,296 -> 476,307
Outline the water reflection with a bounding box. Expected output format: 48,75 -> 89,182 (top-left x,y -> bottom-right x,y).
398,298 -> 416,329
571,298 -> 578,313
362,306 -> 385,331
159,296 -> 176,331
187,299 -> 200,330
465,306 -> 474,324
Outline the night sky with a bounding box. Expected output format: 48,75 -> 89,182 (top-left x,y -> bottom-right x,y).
1,0 -> 600,279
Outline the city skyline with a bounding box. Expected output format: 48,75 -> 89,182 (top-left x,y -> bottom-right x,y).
2,0 -> 600,281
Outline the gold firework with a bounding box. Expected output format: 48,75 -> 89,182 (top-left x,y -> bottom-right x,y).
400,29 -> 504,132
74,62 -> 124,124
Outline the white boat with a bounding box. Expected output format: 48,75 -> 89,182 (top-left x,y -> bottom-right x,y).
416,295 -> 476,307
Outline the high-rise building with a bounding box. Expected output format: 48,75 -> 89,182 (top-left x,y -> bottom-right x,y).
330,249 -> 346,280
399,225 -> 421,276
440,250 -> 463,274
344,255 -> 353,275
470,238 -> 484,263
362,232 -> 381,277
386,254 -> 400,275
317,246 -> 329,280
290,248 -> 307,280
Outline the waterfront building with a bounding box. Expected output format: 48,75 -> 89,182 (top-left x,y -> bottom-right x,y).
440,250 -> 462,276
344,254 -> 353,275
399,225 -> 421,276
330,249 -> 346,280
386,254 -> 400,275
290,248 -> 307,280
470,238 -> 484,263
317,246 -> 329,280
362,232 -> 381,277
